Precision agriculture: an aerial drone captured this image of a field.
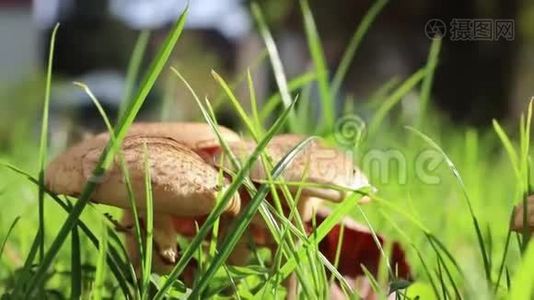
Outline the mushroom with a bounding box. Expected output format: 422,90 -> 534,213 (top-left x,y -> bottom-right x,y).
46,123 -> 407,296
122,122 -> 241,149
45,122 -> 241,272
186,134 -> 373,269
46,135 -> 240,216
207,132 -> 409,298
68,122 -> 241,152
116,131 -> 373,271
208,134 -> 372,224
511,194 -> 534,231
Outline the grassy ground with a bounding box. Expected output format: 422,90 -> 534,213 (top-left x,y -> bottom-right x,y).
1,1 -> 533,299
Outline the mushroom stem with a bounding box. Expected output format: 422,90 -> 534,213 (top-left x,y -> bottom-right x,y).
121,211 -> 180,274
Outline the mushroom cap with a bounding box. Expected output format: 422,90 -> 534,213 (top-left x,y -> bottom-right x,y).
122,122 -> 241,149
45,135 -> 240,217
45,121 -> 240,195
83,122 -> 241,151
211,134 -> 371,203
511,195 -> 534,231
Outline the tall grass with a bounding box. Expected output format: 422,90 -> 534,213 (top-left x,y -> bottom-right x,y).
6,8 -> 188,298
37,22 -> 60,267
0,1 -> 532,299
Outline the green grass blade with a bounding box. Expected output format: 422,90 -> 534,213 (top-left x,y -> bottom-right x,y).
508,240 -> 534,299
494,227 -> 513,294
426,234 -> 464,278
520,99 -> 532,190
251,2 -> 297,130
37,23 -> 59,264
505,267 -> 511,291
331,0 -> 388,99
247,69 -> 263,132
367,76 -> 400,107
361,264 -> 382,295
74,81 -> 145,275
171,68 -> 242,168
427,235 -> 462,298
316,252 -> 354,296
13,231 -> 41,295
435,256 -> 450,299
0,162 -> 133,298
277,192 -> 367,279
414,249 -> 441,298
211,69 -> 296,232
258,199 -> 345,289
70,222 -> 82,300
492,119 -> 520,179
369,68 -> 425,133
211,70 -> 259,138
112,9 -> 187,144
258,71 -> 315,124
175,68 -> 317,297
0,216 -> 20,259
355,205 -> 395,279
487,226 -> 494,276
118,30 -> 151,121
307,214 -> 322,297
210,50 -> 268,112
92,222 -> 109,300
73,82 -> 115,132
26,9 -> 188,294
153,93 -> 299,300
407,126 -> 491,287
190,137 -> 314,297
141,143 -> 154,300
417,36 -> 442,127
299,0 -> 334,131
520,99 -> 534,249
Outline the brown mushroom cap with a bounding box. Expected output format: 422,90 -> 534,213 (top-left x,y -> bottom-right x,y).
204,134 -> 372,235
82,122 -> 241,151
511,195 -> 534,231
211,134 -> 371,203
122,122 -> 241,149
45,135 -> 240,217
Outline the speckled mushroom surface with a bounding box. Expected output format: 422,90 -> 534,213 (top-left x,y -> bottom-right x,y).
45,124 -> 376,276
45,134 -> 240,217
210,134 -> 371,203
45,122 -> 240,195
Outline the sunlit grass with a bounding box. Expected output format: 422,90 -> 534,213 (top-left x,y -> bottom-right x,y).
0,1 -> 533,299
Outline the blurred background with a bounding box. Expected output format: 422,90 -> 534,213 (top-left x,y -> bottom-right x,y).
0,1 -> 533,296
0,0 -> 533,151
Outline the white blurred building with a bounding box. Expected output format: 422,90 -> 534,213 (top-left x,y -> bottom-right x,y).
0,0 -> 36,85
34,0 -> 250,39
